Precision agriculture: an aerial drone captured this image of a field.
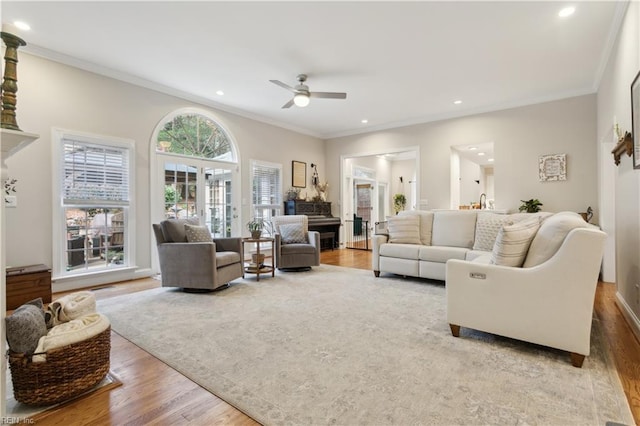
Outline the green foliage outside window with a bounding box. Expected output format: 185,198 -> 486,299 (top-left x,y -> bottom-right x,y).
157,114 -> 232,160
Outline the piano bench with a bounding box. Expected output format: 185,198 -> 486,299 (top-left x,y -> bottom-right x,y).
319,232 -> 335,251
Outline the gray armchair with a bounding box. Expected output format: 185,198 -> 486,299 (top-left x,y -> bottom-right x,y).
271,215 -> 320,270
152,218 -> 243,291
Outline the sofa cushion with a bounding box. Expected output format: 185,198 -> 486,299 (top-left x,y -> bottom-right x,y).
491,217 -> 540,267
419,246 -> 468,263
279,223 -> 308,244
216,251 -> 241,267
281,243 -> 317,255
379,243 -> 421,260
387,215 -> 421,245
398,210 -> 434,245
185,224 -> 212,242
431,211 -> 477,248
5,303 -> 48,354
465,250 -> 492,261
473,213 -> 512,251
523,211 -> 588,267
161,218 -> 199,242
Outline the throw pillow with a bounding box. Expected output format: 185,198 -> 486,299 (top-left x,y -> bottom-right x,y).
184,224 -> 212,242
279,223 -> 308,244
490,217 -> 540,267
5,303 -> 48,354
387,215 -> 421,245
473,213 -> 512,252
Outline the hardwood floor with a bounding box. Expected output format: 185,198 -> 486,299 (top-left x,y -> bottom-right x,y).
26,249 -> 640,425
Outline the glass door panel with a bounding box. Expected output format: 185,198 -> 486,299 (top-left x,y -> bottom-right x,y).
204,166 -> 234,237
164,162 -> 198,220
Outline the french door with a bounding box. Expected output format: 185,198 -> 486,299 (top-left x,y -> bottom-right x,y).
159,155 -> 239,237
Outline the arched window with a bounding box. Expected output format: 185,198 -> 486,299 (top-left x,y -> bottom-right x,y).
152,109 -> 240,239
156,112 -> 236,162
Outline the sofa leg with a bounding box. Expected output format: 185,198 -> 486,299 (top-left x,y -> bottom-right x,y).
570,352 -> 585,368
449,324 -> 460,337
374,270 -> 380,277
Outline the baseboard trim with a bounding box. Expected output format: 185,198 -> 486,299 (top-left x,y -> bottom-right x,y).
615,291 -> 640,343
52,268 -> 155,293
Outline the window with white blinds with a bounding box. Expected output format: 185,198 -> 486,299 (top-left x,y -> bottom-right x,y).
53,129 -> 135,278
63,139 -> 130,205
250,160 -> 282,223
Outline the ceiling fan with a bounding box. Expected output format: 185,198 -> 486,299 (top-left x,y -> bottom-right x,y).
269,74 -> 347,108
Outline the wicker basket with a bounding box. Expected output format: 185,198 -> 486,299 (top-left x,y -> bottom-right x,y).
8,326 -> 111,406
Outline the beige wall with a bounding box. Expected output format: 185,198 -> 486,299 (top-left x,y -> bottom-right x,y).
597,1 -> 640,331
325,95 -> 598,216
5,53 -> 324,289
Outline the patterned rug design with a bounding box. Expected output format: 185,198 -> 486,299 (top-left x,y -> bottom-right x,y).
98,265 -> 633,425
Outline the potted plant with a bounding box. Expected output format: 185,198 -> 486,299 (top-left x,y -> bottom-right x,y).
393,193 -> 407,215
519,199 -> 543,213
246,218 -> 264,239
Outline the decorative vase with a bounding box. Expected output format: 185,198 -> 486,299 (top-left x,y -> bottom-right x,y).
251,230 -> 262,239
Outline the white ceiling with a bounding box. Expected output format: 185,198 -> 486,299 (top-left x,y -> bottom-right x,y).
1,1 -> 623,139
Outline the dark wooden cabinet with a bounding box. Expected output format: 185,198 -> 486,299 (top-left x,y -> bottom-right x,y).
284,200 -> 331,216
6,264 -> 52,310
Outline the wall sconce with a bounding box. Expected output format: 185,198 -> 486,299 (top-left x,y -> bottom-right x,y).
310,163 -> 319,186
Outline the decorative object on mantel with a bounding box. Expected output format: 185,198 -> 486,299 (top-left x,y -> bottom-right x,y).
538,153 -> 566,181
611,131 -> 633,166
1,28 -> 27,131
631,69 -> 640,169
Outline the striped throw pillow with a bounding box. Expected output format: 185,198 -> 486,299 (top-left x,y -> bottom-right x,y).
490,217 -> 540,267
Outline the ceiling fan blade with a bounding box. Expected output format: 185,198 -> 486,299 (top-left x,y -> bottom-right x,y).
281,98 -> 295,109
310,91 -> 347,99
270,80 -> 296,92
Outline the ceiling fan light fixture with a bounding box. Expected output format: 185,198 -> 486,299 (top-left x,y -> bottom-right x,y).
294,93 -> 310,107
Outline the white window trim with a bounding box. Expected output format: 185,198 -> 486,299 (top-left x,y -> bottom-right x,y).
250,159 -> 283,219
52,128 -> 136,282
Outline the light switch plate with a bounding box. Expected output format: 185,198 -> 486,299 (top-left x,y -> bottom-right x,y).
5,195 -> 17,207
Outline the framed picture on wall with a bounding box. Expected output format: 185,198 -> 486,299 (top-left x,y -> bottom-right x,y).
538,153 -> 567,182
292,161 -> 306,188
632,69 -> 640,169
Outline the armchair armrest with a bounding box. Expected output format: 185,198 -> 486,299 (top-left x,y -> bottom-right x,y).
213,237 -> 243,254
446,227 -> 606,356
372,234 -> 389,273
157,242 -> 217,285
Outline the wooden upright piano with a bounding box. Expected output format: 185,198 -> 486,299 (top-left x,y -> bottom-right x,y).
284,200 -> 341,249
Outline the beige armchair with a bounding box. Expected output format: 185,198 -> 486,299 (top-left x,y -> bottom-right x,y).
152,218 -> 243,291
271,215 -> 320,270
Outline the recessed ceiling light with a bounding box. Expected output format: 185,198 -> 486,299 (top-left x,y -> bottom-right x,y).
13,21 -> 31,31
478,152 -> 485,156
468,147 -> 477,151
361,119 -> 368,124
215,90 -> 224,96
453,100 -> 462,105
558,7 -> 575,18
488,158 -> 494,162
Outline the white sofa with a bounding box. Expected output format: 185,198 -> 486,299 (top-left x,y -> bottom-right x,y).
372,209 -> 551,280
446,211 -> 606,367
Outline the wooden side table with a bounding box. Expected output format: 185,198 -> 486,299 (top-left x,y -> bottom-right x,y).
242,237 -> 275,281
6,264 -> 52,310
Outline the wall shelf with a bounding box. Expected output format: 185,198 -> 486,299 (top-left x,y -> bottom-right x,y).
611,132 -> 633,166
0,128 -> 39,179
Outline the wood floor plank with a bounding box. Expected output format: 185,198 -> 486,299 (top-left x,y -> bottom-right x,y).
16,249 -> 639,425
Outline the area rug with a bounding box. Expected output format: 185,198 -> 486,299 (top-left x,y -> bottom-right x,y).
97,265 -> 633,425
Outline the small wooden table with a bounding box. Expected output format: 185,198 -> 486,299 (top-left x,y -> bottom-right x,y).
6,264 -> 52,310
242,237 -> 275,281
